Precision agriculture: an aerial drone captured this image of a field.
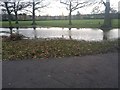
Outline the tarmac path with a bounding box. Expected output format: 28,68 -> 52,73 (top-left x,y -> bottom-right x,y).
2,52 -> 118,88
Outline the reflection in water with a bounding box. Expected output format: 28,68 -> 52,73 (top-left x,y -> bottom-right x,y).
9,27 -> 13,35
0,27 -> 119,41
33,26 -> 37,39
67,28 -> 103,41
68,28 -> 72,39
103,31 -> 107,40
16,27 -> 19,34
106,29 -> 119,40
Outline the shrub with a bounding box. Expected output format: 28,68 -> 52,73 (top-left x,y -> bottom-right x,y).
2,34 -> 25,41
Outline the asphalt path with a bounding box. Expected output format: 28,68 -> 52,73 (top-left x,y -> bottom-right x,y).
2,53 -> 118,88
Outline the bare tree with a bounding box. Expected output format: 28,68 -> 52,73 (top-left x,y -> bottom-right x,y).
102,0 -> 111,28
91,1 -> 103,14
0,0 -> 31,25
31,0 -> 49,26
12,0 -> 31,24
1,1 -> 13,35
60,0 -> 95,25
92,0 -> 116,29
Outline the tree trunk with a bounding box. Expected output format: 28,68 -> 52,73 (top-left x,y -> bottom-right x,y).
15,11 -> 19,24
33,27 -> 37,39
4,2 -> 13,35
15,11 -> 19,34
13,2 -> 19,25
69,2 -> 72,25
104,1 -> 111,28
69,10 -> 72,25
103,31 -> 107,40
68,28 -> 72,39
16,27 -> 19,34
32,1 -> 36,25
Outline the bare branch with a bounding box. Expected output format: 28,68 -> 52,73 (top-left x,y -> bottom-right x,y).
35,0 -> 43,5
23,9 -> 32,14
34,1 -> 49,10
16,2 -> 31,11
101,0 -> 106,6
72,2 -> 92,11
16,0 -> 22,10
35,4 -> 47,10
71,1 -> 88,10
35,2 -> 41,5
0,3 -> 5,7
66,7 -> 69,10
37,9 -> 41,12
34,0 -> 46,6
72,5 -> 85,11
60,1 -> 69,6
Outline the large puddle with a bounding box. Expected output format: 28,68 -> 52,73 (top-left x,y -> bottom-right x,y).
0,27 -> 119,41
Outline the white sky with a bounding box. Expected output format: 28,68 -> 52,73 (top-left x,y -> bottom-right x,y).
35,0 -> 119,16
1,0 -> 119,16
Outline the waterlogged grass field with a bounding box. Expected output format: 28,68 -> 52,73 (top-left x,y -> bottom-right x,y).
1,19 -> 119,28
1,19 -> 119,60
2,39 -> 119,60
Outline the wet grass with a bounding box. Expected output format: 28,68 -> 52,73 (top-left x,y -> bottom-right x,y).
2,39 -> 119,60
1,19 -> 119,28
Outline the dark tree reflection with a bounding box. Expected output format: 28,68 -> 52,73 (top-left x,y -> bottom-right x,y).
33,26 -> 37,39
68,28 -> 72,40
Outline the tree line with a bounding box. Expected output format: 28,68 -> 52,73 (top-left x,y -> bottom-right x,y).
0,0 -> 118,29
1,13 -> 119,21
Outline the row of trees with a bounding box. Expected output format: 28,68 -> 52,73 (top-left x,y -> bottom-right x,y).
1,0 -> 114,29
2,13 -> 119,21
0,0 -> 49,35
60,0 -> 96,25
1,0 -> 48,25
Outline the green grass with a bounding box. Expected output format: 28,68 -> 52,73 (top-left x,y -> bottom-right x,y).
2,39 -> 119,60
1,19 -> 119,28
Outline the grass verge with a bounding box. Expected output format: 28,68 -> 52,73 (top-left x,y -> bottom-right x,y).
2,39 -> 119,60
1,19 -> 119,28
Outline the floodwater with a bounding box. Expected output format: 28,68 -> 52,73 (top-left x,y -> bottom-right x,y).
0,27 -> 119,41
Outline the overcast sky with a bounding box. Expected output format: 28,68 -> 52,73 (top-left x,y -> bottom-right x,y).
1,0 -> 119,16
33,0 -> 119,16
